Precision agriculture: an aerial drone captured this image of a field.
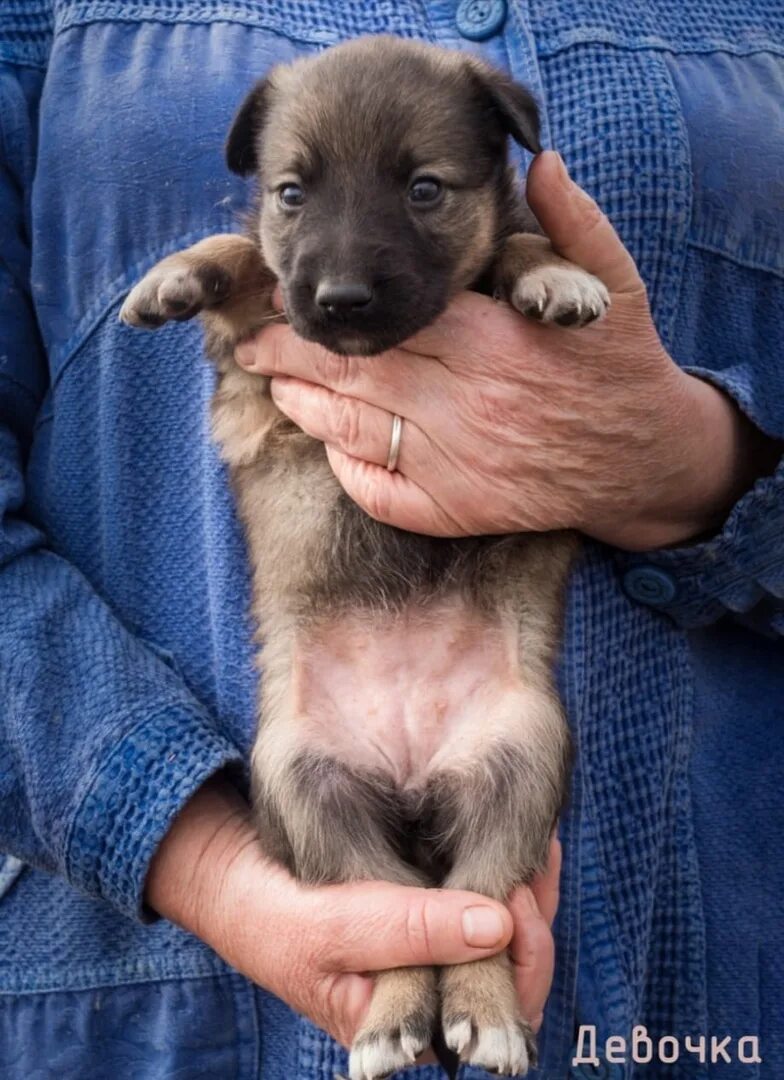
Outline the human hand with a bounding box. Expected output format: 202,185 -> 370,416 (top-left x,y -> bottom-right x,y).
145,779 -> 559,1050
236,151 -> 777,551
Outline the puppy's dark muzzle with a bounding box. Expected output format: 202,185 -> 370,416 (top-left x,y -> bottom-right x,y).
283,266 -> 446,355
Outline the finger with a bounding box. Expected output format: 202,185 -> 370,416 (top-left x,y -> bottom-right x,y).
507,886 -> 555,1034
235,324 -> 428,416
325,447 -> 467,536
531,835 -> 562,927
314,970 -> 375,1048
313,880 -> 513,974
270,378 -> 428,475
526,150 -> 643,295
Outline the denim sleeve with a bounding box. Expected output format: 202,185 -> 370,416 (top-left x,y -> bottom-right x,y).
616,250 -> 784,637
0,64 -> 243,920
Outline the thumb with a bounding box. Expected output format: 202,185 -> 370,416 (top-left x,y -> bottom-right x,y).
526,150 -> 643,295
318,880 -> 513,973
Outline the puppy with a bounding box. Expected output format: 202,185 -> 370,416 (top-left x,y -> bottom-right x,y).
121,36 -> 608,1080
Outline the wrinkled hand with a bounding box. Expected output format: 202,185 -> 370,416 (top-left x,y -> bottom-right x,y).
146,778 -> 560,1051
237,151 -> 776,551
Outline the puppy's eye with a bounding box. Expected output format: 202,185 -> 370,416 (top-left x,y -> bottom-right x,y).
278,183 -> 305,208
408,177 -> 443,206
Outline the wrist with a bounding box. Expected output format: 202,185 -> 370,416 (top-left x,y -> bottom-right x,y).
604,372 -> 781,552
144,774 -> 261,946
660,373 -> 780,543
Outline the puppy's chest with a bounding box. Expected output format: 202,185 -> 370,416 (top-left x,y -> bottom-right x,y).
291,602 -> 527,789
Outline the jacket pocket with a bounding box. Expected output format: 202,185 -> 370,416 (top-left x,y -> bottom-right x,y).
666,51 -> 784,276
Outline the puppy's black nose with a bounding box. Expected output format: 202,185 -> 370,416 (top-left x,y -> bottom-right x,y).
315,280 -> 373,314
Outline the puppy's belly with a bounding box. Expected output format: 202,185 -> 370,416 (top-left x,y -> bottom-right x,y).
291,600 -> 525,788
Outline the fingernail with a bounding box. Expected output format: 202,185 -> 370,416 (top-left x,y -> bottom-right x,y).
235,343 -> 254,368
462,906 -> 505,947
553,151 -> 569,182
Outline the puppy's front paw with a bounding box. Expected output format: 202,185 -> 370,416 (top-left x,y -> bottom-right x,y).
120,259 -> 232,329
348,1014 -> 431,1080
511,264 -> 610,327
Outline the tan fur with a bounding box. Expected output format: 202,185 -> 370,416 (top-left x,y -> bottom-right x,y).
351,967 -> 438,1079
441,953 -> 534,1074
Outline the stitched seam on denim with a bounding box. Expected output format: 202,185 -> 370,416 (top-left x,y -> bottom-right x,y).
642,549 -> 784,596
53,1 -> 426,46
581,783 -> 635,1030
566,560 -> 636,1037
0,957 -> 230,995
686,239 -> 784,282
676,653 -> 710,1066
560,562 -> 589,1057
227,974 -> 263,1080
0,72 -> 12,170
248,975 -> 263,1080
656,551 -> 784,601
534,34 -> 784,61
558,780 -> 581,1058
54,9 -> 339,51
654,49 -> 693,350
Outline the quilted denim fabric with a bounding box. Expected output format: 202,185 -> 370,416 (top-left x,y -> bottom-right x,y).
1,1 -> 783,1078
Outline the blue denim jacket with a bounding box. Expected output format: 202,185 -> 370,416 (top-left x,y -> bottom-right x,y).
1,2 -> 783,1077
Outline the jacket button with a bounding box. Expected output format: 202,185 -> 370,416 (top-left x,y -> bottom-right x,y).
622,565 -> 678,607
456,0 -> 508,40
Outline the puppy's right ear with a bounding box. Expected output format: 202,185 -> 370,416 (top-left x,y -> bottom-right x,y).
225,79 -> 270,176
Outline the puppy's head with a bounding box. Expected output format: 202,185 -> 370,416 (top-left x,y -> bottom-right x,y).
226,36 -> 540,356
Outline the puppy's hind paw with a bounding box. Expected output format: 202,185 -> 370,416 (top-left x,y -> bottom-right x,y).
443,1013 -> 537,1076
348,1015 -> 431,1080
119,259 -> 232,329
512,264 -> 610,328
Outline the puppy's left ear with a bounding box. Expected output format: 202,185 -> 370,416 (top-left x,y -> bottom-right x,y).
225,78 -> 271,176
469,62 -> 542,154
